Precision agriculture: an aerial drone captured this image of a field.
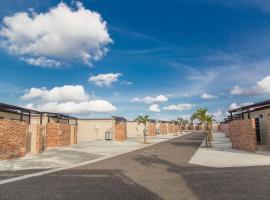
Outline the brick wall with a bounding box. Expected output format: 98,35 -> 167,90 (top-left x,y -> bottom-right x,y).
230,119 -> 257,152
160,123 -> 167,134
168,124 -> 174,133
0,120 -> 27,160
147,122 -> 156,136
181,125 -> 186,131
115,122 -> 127,141
46,123 -> 71,147
220,124 -> 230,137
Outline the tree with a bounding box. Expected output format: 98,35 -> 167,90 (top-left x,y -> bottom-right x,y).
191,108 -> 213,147
135,115 -> 149,144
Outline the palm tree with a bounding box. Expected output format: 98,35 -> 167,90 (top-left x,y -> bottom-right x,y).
176,117 -> 188,133
191,108 -> 213,147
177,117 -> 189,131
135,115 -> 149,144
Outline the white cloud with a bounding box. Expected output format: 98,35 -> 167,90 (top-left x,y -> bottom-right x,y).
131,95 -> 168,104
20,57 -> 60,68
230,76 -> 270,95
201,92 -> 218,100
163,103 -> 194,111
29,100 -> 116,114
88,73 -> 121,87
148,104 -> 160,112
229,102 -> 253,110
0,2 -> 112,67
21,84 -> 117,114
211,109 -> 229,122
120,80 -> 132,85
21,85 -> 89,102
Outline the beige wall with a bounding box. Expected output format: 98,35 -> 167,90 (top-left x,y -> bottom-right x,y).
77,119 -> 114,142
156,122 -> 160,134
127,121 -> 145,138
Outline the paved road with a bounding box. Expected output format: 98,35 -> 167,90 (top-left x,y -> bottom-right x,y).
1,132 -> 270,200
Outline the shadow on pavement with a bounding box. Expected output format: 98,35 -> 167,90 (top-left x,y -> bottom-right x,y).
133,138 -> 270,200
0,169 -> 163,200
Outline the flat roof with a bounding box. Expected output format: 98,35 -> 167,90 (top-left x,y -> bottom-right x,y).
78,118 -> 113,121
0,102 -> 41,114
0,102 -> 77,120
78,116 -> 126,121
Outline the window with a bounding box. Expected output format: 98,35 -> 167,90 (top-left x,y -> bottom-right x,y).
259,114 -> 263,118
268,114 -> 270,119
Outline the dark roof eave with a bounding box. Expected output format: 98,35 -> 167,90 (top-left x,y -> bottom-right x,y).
229,99 -> 270,113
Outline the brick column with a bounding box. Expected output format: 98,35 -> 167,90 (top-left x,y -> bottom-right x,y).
230,119 -> 257,152
0,120 -> 27,160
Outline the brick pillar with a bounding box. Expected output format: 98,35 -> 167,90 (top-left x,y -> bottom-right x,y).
230,119 -> 257,152
115,122 -> 127,141
0,120 -> 27,160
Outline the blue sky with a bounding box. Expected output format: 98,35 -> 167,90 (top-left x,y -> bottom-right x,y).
1,0 -> 270,121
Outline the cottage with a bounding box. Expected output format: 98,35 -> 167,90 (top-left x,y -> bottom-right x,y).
77,116 -> 127,142
221,100 -> 270,152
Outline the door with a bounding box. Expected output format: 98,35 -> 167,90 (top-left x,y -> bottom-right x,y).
255,118 -> 262,144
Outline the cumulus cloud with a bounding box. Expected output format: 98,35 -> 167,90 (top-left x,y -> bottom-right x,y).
230,76 -> 270,95
201,92 -> 218,100
131,95 -> 168,104
22,85 -> 116,114
28,100 -> 116,114
88,73 -> 121,87
229,102 -> 253,110
0,2 -> 112,67
21,85 -> 89,102
148,104 -> 160,112
210,109 -> 229,122
163,103 -> 194,111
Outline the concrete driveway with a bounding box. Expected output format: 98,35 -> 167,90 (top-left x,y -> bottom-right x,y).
0,133 -> 188,182
2,132 -> 270,200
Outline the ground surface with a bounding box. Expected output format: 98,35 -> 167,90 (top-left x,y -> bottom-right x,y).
190,132 -> 270,167
1,132 -> 270,200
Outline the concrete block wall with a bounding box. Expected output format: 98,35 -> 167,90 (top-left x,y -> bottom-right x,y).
70,124 -> 78,145
230,119 -> 257,152
115,122 -> 127,141
46,123 -> 72,147
29,123 -> 45,153
0,120 -> 27,160
36,125 -> 45,153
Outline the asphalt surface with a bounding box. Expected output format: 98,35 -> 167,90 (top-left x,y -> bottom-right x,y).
1,132 -> 270,200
